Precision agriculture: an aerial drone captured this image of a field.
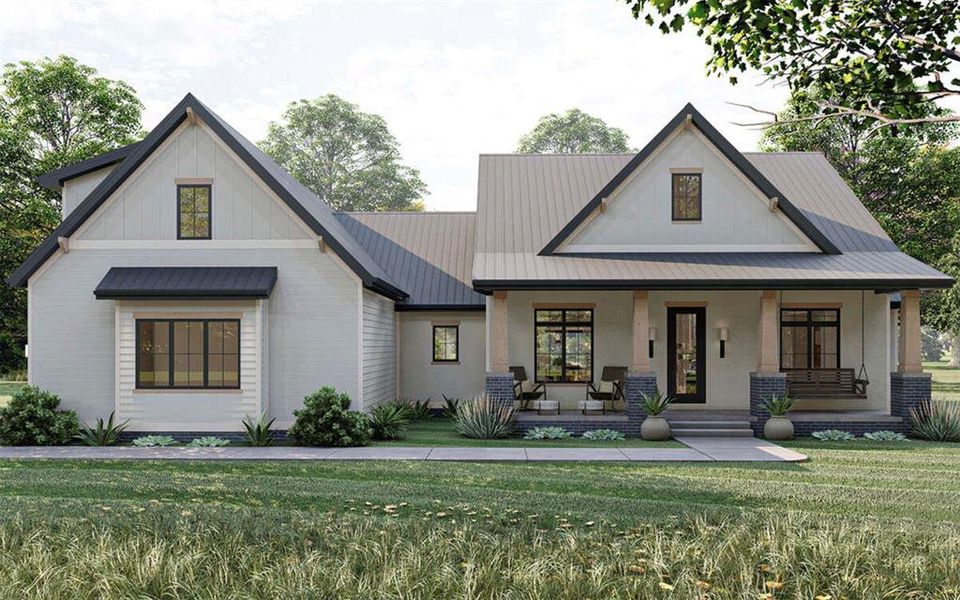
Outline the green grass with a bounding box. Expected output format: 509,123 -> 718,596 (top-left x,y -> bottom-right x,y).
0,440 -> 959,597
924,361 -> 960,401
0,381 -> 25,409
371,418 -> 684,447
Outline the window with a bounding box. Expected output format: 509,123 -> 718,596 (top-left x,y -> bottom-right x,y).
535,309 -> 593,382
177,184 -> 211,239
671,173 -> 701,221
433,325 -> 459,362
136,319 -> 239,389
780,309 -> 839,369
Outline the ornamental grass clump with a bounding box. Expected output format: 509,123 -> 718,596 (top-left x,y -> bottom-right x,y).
911,399 -> 960,442
523,426 -> 572,440
0,386 -> 79,446
369,404 -> 409,441
453,395 -> 515,439
288,386 -> 371,447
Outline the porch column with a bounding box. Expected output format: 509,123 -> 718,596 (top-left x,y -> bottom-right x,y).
485,290 -> 514,407
630,290 -> 650,372
897,290 -> 922,374
757,290 -> 779,373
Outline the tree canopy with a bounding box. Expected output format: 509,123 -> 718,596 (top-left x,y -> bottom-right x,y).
624,0 -> 960,131
516,108 -> 632,153
0,56 -> 144,374
259,95 -> 426,212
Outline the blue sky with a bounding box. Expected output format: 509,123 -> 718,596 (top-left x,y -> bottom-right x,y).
2,1 -> 819,210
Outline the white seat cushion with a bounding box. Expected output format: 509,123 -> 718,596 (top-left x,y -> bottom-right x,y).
533,400 -> 559,411
578,400 -> 604,411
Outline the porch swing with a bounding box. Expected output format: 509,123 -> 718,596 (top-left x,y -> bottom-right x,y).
783,291 -> 869,400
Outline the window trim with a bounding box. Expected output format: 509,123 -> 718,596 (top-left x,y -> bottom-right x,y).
534,308 -> 594,383
432,324 -> 459,363
135,318 -> 241,390
671,172 -> 702,222
176,184 -> 213,240
778,308 -> 841,370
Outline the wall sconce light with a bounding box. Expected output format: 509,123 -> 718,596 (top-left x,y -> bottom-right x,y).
719,327 -> 729,358
648,327 -> 657,358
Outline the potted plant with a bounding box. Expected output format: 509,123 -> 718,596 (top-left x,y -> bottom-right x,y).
762,394 -> 795,440
640,388 -> 673,441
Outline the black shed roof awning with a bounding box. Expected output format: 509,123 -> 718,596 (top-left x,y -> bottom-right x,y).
94,267 -> 278,299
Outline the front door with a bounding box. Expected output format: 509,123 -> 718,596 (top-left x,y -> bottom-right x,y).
667,307 -> 706,403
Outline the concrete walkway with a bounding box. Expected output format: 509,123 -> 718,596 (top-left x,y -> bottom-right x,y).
0,438 -> 806,462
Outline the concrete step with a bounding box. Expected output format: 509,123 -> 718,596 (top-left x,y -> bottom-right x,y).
671,427 -> 754,437
669,420 -> 751,429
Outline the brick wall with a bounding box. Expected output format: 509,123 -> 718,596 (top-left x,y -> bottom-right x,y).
891,372 -> 932,421
485,372 -> 515,409
625,371 -> 658,431
749,371 -> 786,436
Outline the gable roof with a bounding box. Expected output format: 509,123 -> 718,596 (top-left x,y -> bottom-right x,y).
37,142 -> 141,190
540,103 -> 840,255
336,212 -> 484,309
473,151 -> 953,290
7,94 -> 407,301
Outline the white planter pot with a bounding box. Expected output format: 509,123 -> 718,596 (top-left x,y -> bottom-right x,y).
641,416 -> 672,441
764,416 -> 794,441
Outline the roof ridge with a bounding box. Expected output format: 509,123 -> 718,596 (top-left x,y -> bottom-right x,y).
480,152 -> 634,157
337,211 -> 477,216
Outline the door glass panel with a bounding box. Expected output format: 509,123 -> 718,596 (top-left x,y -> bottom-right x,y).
781,326 -> 809,369
674,312 -> 698,395
812,325 -> 838,368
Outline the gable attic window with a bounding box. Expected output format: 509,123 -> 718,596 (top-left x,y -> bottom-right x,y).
177,184 -> 212,239
671,173 -> 701,221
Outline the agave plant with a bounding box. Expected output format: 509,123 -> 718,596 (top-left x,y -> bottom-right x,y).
76,412 -> 129,446
762,394 -> 794,417
369,404 -> 409,440
188,436 -> 230,447
640,388 -> 673,416
523,426 -> 572,440
454,395 -> 516,439
392,398 -> 432,421
811,430 -> 855,441
242,413 -> 276,447
582,429 -> 626,441
132,435 -> 177,447
441,395 -> 460,419
910,399 -> 960,442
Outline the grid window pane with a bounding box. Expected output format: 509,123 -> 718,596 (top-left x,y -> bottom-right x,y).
137,319 -> 239,389
138,321 -> 171,388
672,173 -> 701,220
433,326 -> 458,361
780,309 -> 840,370
534,309 -> 593,382
178,185 -> 211,239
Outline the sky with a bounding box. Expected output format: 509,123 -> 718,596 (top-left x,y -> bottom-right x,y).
1,0 -> 826,211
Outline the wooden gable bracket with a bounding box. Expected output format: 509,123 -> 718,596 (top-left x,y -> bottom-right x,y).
186,106 -> 198,125
599,197 -> 607,213
57,236 -> 69,253
768,196 -> 779,212
318,237 -> 326,252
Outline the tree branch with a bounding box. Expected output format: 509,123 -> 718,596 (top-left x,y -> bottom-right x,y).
727,100 -> 960,134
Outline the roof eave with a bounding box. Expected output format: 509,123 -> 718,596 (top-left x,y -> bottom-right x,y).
472,276 -> 955,293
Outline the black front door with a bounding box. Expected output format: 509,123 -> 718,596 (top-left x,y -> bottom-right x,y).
667,307 -> 706,403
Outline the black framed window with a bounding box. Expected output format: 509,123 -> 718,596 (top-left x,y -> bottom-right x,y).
671,173 -> 701,221
780,309 -> 840,369
535,309 -> 593,383
433,325 -> 459,362
177,184 -> 211,239
137,319 -> 239,389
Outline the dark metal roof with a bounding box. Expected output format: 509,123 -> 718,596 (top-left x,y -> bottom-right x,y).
8,94 -> 407,301
539,103 -> 840,256
37,142 -> 141,190
94,267 -> 278,299
336,212 -> 485,309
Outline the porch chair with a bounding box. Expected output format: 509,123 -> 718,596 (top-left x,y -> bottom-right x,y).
580,366 -> 627,414
509,366 -> 548,411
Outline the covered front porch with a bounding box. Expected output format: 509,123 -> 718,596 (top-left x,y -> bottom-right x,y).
484,288 -> 930,436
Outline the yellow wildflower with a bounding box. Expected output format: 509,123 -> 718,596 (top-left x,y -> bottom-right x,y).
658,582 -> 674,591
765,581 -> 784,591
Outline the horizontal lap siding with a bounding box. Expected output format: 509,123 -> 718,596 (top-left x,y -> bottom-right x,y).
362,290 -> 395,409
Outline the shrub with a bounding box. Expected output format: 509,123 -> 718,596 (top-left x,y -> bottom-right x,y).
242,413 -> 276,447
76,412 -> 129,447
863,430 -> 908,442
910,399 -> 960,442
0,385 -> 79,446
523,426 -> 572,440
640,388 -> 673,416
441,395 -> 460,419
762,394 -> 794,417
188,436 -> 230,447
454,395 -> 516,439
369,404 -> 409,440
132,435 -> 177,447
812,430 -> 855,441
582,429 -> 626,441
394,398 -> 432,421
288,386 -> 371,447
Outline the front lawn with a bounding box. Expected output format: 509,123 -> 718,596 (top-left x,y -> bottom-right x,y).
924,360 -> 960,401
0,440 -> 958,598
370,418 -> 684,447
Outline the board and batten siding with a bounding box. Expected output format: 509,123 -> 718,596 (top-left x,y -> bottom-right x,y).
116,301 -> 261,431
361,290 -> 396,409
62,167 -> 116,220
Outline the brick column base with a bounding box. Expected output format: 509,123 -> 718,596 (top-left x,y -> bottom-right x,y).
485,372 -> 515,409
625,372 -> 658,436
891,372 -> 932,426
750,371 -> 786,436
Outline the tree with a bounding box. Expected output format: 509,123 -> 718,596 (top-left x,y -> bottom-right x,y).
624,0 -> 960,132
516,109 -> 631,153
259,95 -> 426,212
0,56 -> 144,375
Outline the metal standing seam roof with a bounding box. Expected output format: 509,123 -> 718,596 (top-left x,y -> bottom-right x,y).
472,151 -> 953,289
336,212 -> 485,309
36,142 -> 141,190
94,267 -> 278,299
